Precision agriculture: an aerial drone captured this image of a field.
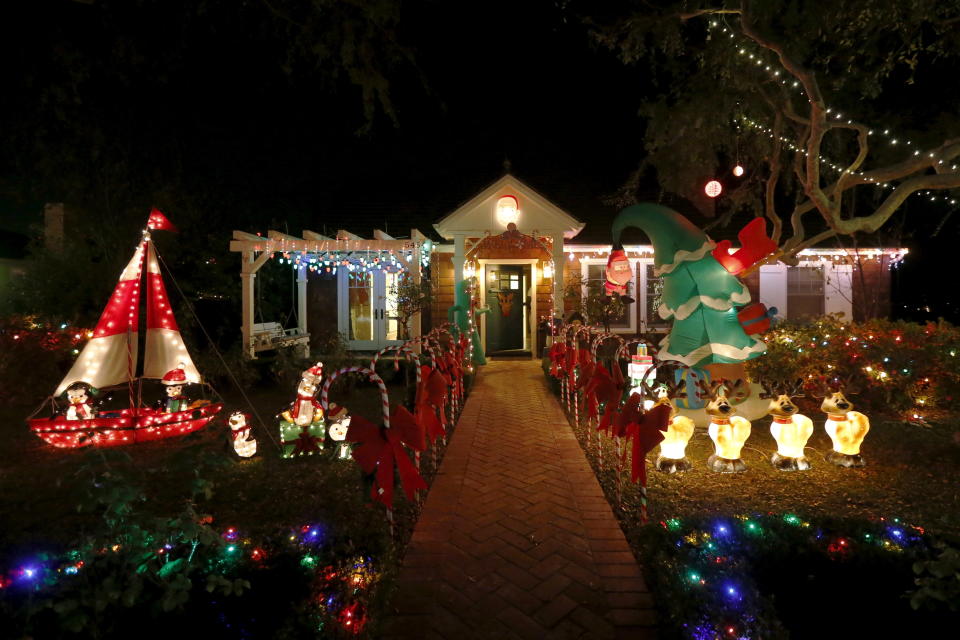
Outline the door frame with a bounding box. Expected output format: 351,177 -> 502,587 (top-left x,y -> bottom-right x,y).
336,270 -> 405,351
478,258 -> 538,359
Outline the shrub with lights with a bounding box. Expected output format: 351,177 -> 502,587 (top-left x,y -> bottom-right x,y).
636,513 -> 956,640
746,316 -> 960,421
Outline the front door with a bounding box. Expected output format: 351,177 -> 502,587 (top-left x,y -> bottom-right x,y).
486,265 -> 525,353
337,270 -> 403,350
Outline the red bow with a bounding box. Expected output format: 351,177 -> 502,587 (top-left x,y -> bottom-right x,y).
624,401 -> 672,487
548,343 -> 566,378
584,365 -> 617,425
347,406 -> 427,507
415,365 -> 448,444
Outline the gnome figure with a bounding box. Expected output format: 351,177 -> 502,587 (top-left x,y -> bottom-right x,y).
161,365 -> 190,413
326,402 -> 352,460
228,411 -> 258,458
279,362 -> 326,458
63,381 -> 97,420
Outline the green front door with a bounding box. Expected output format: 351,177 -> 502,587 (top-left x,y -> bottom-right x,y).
487,265 -> 525,352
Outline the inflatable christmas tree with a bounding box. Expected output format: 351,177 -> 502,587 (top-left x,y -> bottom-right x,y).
607,204 -> 767,368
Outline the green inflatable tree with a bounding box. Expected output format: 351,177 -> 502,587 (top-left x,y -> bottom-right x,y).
609,204 -> 765,368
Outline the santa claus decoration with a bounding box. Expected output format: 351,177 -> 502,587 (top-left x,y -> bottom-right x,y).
227,411 -> 258,458
161,365 -> 191,413
326,402 -> 352,460
63,381 -> 97,420
279,362 -> 326,458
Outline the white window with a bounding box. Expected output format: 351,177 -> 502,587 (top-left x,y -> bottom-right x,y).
787,266 -> 825,321
337,270 -> 403,350
760,262 -> 853,324
580,258 -> 667,334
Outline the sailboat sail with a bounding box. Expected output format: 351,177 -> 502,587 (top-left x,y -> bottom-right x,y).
142,241 -> 200,383
55,239 -> 146,395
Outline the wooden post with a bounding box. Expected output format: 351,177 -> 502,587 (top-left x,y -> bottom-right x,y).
297,268 -> 309,358
241,253 -> 256,359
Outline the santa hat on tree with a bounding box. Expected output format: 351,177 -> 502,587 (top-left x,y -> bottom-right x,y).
301,362 -> 324,385
162,365 -> 188,386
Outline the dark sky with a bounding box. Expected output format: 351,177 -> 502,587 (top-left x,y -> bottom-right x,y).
0,0 -> 956,321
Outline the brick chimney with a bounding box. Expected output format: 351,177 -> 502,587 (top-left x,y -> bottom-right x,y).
44,203 -> 64,252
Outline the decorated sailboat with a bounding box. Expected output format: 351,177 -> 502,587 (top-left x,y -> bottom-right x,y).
28,209 -> 223,448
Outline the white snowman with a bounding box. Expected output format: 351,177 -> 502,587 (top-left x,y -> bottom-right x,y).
326,403 -> 352,460
228,411 -> 258,458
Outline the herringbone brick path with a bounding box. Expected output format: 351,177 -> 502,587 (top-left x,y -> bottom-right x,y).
382,360 -> 656,639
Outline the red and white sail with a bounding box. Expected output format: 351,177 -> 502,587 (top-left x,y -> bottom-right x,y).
142,241 -> 200,383
55,239 -> 146,395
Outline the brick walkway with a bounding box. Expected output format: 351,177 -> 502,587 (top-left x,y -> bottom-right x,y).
382,360 -> 657,639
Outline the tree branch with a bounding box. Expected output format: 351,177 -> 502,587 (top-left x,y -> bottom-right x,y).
834,172 -> 960,234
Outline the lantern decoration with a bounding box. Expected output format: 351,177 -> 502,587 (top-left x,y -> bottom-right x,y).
711,217 -> 778,276
228,411 -> 258,458
541,261 -> 553,280
326,403 -> 352,460
759,380 -> 812,471
733,164 -> 745,177
698,379 -> 752,473
495,195 -> 520,227
608,204 -> 765,369
817,382 -> 870,467
63,381 -> 98,421
704,180 -> 723,198
279,362 -> 326,458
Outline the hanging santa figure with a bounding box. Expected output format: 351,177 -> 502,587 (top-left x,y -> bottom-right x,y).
161,365 -> 191,413
279,362 -> 326,458
227,411 -> 258,458
326,402 -> 352,460
63,381 -> 97,420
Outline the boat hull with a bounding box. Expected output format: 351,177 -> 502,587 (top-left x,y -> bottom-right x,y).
28,403 -> 223,448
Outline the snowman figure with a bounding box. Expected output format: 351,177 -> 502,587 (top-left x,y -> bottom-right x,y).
161,365 -> 191,413
228,411 -> 257,458
63,381 -> 97,420
279,362 -> 326,458
326,403 -> 352,460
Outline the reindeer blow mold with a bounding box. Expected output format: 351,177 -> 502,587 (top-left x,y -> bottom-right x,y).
760,380 -> 813,471
699,379 -> 752,473
643,379 -> 695,474
817,381 -> 870,468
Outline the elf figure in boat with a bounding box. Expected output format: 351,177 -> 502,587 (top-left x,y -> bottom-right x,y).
63,381 -> 97,420
161,365 -> 191,413
279,362 -> 326,458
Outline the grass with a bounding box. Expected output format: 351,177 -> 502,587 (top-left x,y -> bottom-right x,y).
0,360 -> 457,638
550,374 -> 960,637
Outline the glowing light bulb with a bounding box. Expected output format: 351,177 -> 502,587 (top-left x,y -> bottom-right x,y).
733,164 -> 745,177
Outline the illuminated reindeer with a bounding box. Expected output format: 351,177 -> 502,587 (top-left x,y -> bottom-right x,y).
697,379 -> 752,473
641,377 -> 695,473
759,379 -> 813,471
815,377 -> 870,468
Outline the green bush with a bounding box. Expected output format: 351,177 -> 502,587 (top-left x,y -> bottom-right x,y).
746,316 -> 960,415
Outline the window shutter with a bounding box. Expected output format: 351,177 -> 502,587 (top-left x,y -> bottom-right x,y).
759,264 -> 788,319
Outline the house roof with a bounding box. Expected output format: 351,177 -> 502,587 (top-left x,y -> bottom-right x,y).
433,174 -> 585,240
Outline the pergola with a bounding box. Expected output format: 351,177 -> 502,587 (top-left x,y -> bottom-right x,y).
229,228 -> 429,358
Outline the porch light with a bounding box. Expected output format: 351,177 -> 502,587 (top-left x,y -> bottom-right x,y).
496,195 -> 520,227
463,261 -> 476,279
541,262 -> 553,279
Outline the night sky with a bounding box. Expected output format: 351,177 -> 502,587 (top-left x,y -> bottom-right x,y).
0,0 -> 956,322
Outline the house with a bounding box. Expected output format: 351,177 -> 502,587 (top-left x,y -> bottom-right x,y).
231,175 -> 905,358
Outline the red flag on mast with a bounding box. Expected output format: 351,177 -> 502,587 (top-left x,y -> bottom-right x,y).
147,208 -> 178,232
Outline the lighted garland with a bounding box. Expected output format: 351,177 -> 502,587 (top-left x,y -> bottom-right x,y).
0,521 -> 380,636
645,512 -> 934,640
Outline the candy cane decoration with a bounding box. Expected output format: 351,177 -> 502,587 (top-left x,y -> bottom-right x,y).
371,344 -> 421,386
322,366 -> 390,429
591,333 -> 625,363
321,365 -> 395,533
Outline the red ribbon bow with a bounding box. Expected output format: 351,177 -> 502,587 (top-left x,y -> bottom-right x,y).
623,400 -> 672,487
416,365 -> 448,444
347,406 -> 428,507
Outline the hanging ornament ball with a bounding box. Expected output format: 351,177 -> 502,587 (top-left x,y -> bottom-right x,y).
733,165 -> 745,177
705,180 -> 723,198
